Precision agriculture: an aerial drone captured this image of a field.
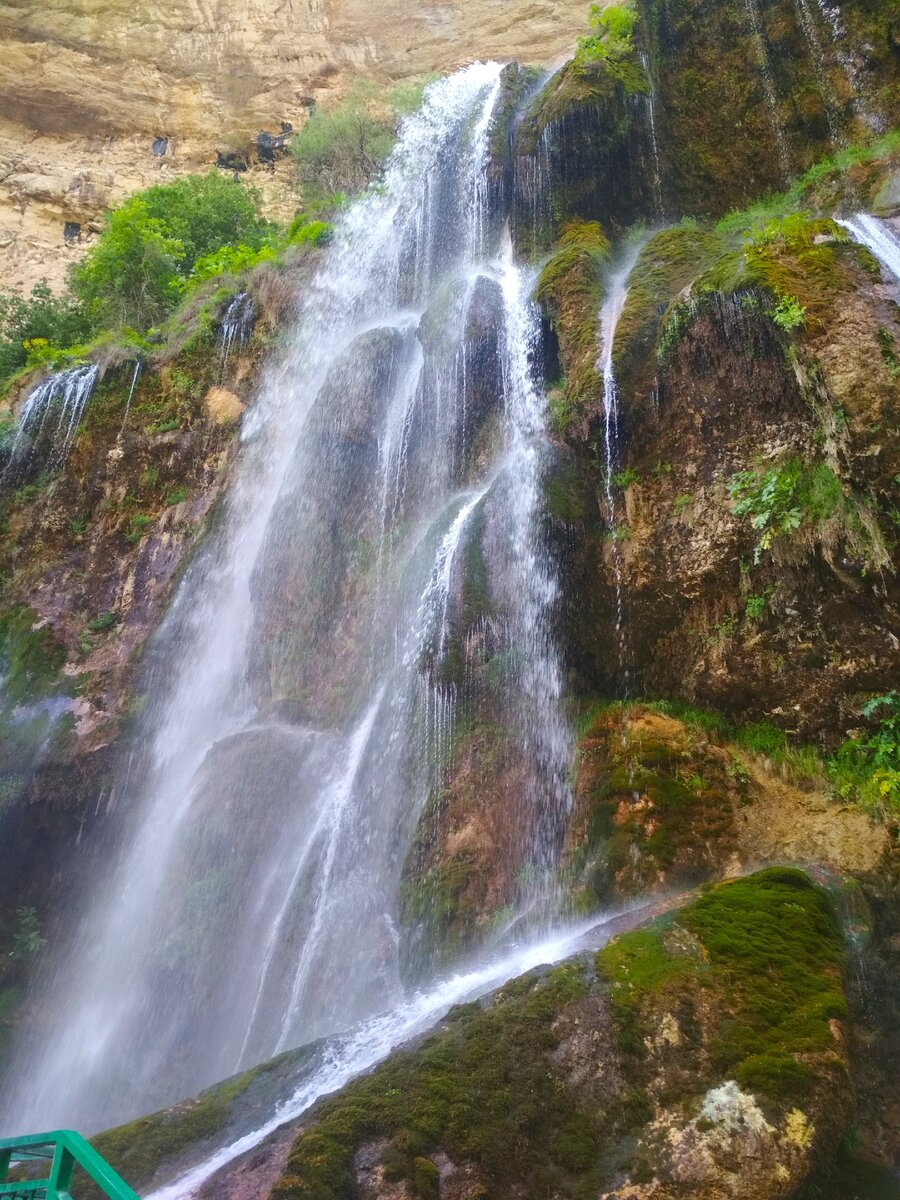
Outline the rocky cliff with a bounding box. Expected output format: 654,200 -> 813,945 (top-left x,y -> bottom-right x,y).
0,0 -> 589,293
0,0 -> 899,1192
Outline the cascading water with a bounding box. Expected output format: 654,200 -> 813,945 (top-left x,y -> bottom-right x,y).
4,63 -> 574,1135
2,364 -> 99,482
218,292 -> 255,377
597,244 -> 644,696
148,905 -> 649,1200
838,214 -> 900,283
639,52 -> 665,219
120,359 -> 142,429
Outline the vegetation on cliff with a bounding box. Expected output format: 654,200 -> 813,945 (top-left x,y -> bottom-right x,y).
268,870 -> 852,1200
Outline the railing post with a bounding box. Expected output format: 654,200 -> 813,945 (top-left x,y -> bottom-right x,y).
0,1148 -> 11,1184
48,1141 -> 75,1199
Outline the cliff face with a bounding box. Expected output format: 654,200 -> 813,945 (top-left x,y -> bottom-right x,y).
1,0 -> 899,1190
0,0 -> 589,293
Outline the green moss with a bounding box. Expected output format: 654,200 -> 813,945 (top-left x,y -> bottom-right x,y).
535,223 -> 610,437
567,705 -> 736,901
613,224 -> 725,404
0,605 -> 67,707
598,868 -> 847,1102
272,964 -> 597,1200
78,1052 -> 308,1199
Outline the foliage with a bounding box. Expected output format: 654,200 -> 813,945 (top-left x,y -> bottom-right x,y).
286,217 -> 334,248
70,173 -> 271,330
770,293 -> 806,331
290,78 -> 430,199
728,458 -> 842,562
832,693 -> 900,818
574,3 -> 638,70
877,326 -> 900,378
0,281 -> 92,394
181,242 -> 277,291
8,907 -> 45,961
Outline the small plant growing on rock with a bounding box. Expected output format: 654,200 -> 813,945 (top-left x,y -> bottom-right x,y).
575,3 -> 638,67
770,293 -> 806,331
9,907 -> 45,960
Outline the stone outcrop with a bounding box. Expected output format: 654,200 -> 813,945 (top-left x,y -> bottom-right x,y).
0,0 -> 592,293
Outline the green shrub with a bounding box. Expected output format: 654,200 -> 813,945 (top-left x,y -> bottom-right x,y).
575,2 -> 638,69
770,294 -> 806,331
832,693 -> 899,818
728,458 -> 842,562
0,281 -> 92,393
70,173 -> 271,330
291,81 -> 407,199
9,907 -> 45,960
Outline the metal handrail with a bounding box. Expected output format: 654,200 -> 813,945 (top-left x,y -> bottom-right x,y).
0,1131 -> 139,1200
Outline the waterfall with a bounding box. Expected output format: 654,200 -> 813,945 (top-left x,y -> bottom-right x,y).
837,214 -> 900,283
120,359 -> 142,430
2,364 -> 99,481
218,292 -> 254,377
639,51 -> 664,217
4,63 -> 573,1135
597,245 -> 643,696
147,907 -> 642,1200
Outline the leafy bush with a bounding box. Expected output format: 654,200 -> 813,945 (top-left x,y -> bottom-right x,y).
0,281 -> 92,393
728,458 -> 842,562
575,2 -> 638,68
182,243 -> 277,291
832,693 -> 899,818
70,173 -> 272,330
9,907 -> 45,960
290,81 -> 407,199
770,294 -> 806,331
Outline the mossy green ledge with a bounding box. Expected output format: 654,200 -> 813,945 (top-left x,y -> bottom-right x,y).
269,869 -> 854,1200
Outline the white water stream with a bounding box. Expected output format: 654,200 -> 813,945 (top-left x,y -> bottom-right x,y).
4,63 -> 574,1136
838,213 -> 900,283
147,908 -> 635,1200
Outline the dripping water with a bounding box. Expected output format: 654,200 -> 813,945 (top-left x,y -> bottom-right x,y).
639,51 -> 664,217
598,244 -> 644,697
740,0 -> 791,179
2,364 -> 99,484
219,292 -> 254,378
120,359 -> 142,431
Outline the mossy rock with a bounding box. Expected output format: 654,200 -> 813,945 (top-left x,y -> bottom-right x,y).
77,1046 -> 319,1199
534,222 -> 609,441
565,703 -> 740,905
272,869 -> 853,1199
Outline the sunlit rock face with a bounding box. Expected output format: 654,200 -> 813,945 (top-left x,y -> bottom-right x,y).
0,0 -> 588,293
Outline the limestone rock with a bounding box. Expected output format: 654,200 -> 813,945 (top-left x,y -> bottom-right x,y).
204,386 -> 245,424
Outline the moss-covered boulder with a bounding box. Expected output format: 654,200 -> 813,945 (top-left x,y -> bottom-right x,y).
535,220 -> 610,441
267,870 -> 857,1200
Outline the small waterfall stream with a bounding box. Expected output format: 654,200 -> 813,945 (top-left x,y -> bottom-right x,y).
2,364 -> 99,482
218,292 -> 255,377
838,214 -> 900,283
598,245 -> 644,696
5,63 -> 574,1136
741,0 -> 790,179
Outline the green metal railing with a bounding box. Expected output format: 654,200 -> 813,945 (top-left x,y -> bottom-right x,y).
0,1131 -> 139,1200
